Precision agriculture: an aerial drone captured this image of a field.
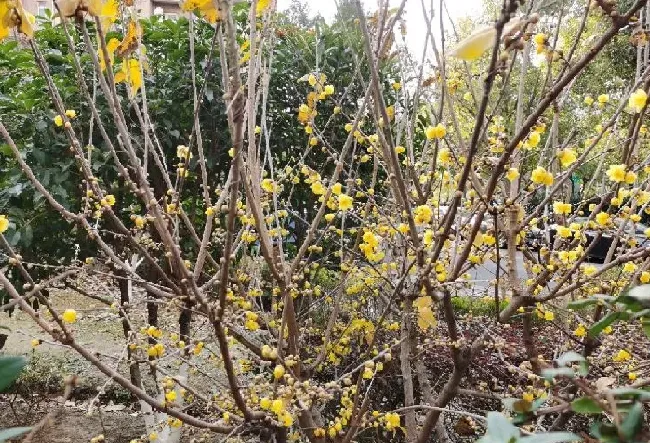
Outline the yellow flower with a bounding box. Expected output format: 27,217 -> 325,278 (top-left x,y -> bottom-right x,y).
279,412 -> 293,427
392,82 -> 401,91
114,58 -> 143,97
582,264 -> 597,276
99,38 -> 119,71
505,168 -> 519,181
531,166 -> 553,186
598,94 -> 609,105
176,145 -> 192,159
338,194 -> 353,211
0,0 -> 34,40
605,164 -> 626,182
362,231 -> 378,246
0,215 -> 8,233
623,262 -> 637,273
557,148 -> 577,167
65,109 -> 76,118
584,95 -> 594,106
603,325 -> 613,334
629,88 -> 647,113
557,226 -> 571,238
625,171 -> 637,184
102,194 -> 116,206
31,339 -> 40,347
165,390 -> 177,402
62,309 -> 77,323
311,181 -> 325,195
324,84 -> 335,95
134,216 -> 146,229
425,123 -> 446,140
54,115 -> 63,127
256,0 -> 270,15
629,372 -> 638,381
595,212 -> 610,226
271,399 -> 284,415
273,364 -> 285,379
414,205 -> 433,225
544,311 -> 554,321
437,147 -> 452,164
533,33 -> 546,46
395,145 -> 405,154
613,349 -> 631,362
574,324 -> 587,337
449,24 -> 503,61
553,201 -> 571,215
640,271 -> 650,283
526,131 -> 541,148
384,412 -> 401,431
260,397 -> 272,410
97,0 -> 118,29
261,178 -> 276,193
181,0 -> 220,22
522,392 -> 535,402
423,229 -> 434,246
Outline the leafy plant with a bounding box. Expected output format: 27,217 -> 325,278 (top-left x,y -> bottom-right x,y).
0,356 -> 31,442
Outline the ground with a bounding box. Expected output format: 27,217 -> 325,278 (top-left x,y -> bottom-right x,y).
0,288 -> 146,442
1,266 -> 649,442
1,405 -> 144,443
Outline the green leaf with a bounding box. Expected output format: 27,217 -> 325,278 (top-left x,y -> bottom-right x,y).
0,356 -> 26,393
626,285 -> 650,306
518,432 -> 581,443
478,412 -> 520,443
571,397 -> 602,414
620,402 -> 642,440
589,421 -> 618,442
642,318 -> 650,340
0,427 -> 32,442
588,311 -> 627,338
567,299 -> 599,310
541,367 -> 575,380
556,351 -> 585,367
567,295 -> 614,310
609,387 -> 650,400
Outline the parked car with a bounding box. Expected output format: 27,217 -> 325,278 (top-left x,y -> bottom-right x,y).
549,217 -> 649,262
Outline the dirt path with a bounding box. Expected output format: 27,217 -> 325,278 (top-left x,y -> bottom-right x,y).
1,288 -> 124,358
1,403 -> 145,443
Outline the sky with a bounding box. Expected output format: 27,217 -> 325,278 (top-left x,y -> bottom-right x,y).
276,0 -> 485,59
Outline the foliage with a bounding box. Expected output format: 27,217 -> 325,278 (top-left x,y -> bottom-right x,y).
0,355 -> 31,442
